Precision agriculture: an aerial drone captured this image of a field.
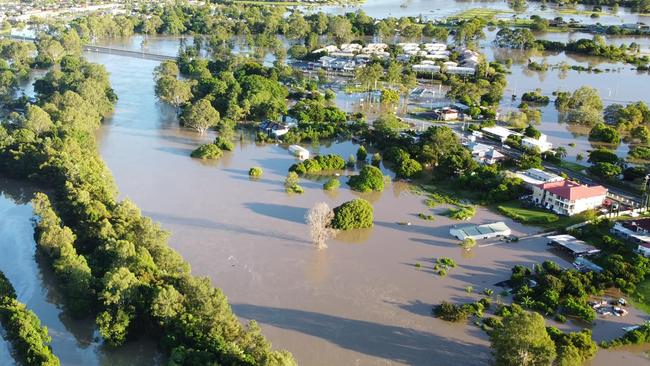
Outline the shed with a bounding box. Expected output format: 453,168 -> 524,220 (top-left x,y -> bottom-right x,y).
547,234 -> 600,257
449,222 -> 511,240
288,145 -> 310,160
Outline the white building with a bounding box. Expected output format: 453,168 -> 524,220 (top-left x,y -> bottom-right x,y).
468,143 -> 505,165
289,145 -> 310,160
522,134 -> 553,153
515,168 -> 564,189
450,222 -> 511,240
532,180 -> 608,216
482,126 -> 521,143
611,219 -> 650,257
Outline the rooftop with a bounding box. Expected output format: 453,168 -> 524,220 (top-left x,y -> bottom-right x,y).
539,180 -> 607,201
547,234 -> 601,257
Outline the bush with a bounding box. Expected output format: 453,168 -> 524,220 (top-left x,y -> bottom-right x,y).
285,171 -> 303,193
356,146 -> 368,161
190,144 -> 223,159
371,153 -> 382,166
433,301 -> 470,322
629,146 -> 650,160
249,167 -> 263,178
323,178 -> 340,191
589,123 -> 621,144
418,213 -> 435,221
331,199 -> 374,230
214,136 -> 234,151
348,165 -> 385,192
447,205 -> 476,220
396,158 -> 422,178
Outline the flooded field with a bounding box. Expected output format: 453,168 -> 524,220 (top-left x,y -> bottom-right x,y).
0,178 -> 162,366
85,46 -> 648,364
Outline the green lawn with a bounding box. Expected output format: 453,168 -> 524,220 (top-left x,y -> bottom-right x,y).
558,160 -> 587,174
632,278 -> 650,314
448,8 -> 508,21
497,201 -> 560,225
495,201 -> 595,230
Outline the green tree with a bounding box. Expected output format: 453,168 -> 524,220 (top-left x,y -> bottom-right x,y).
155,75 -> 193,109
397,158 -> 422,178
561,87 -> 603,125
490,310 -> 556,366
182,98 -> 220,135
22,104 -> 53,134
348,165 -> 385,192
328,16 -> 353,44
356,146 -> 368,161
589,123 -> 620,144
332,199 -> 374,230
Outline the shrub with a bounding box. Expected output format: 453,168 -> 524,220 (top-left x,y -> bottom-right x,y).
249,167 -> 263,178
396,158 -> 422,178
461,237 -> 476,249
347,154 -> 356,167
589,123 -> 621,144
356,146 -> 368,161
418,213 -> 435,221
433,301 -> 470,322
348,165 -> 385,192
190,144 -> 223,159
214,136 -> 234,151
284,171 -> 303,193
447,205 -> 476,220
315,154 -> 346,170
629,146 -> 650,161
371,153 -> 382,166
331,199 -> 374,230
323,178 -> 340,191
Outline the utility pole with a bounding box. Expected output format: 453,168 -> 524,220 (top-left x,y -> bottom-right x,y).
642,174 -> 650,212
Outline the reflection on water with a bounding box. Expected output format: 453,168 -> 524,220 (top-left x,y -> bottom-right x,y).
0,178 -> 162,366
335,227 -> 374,243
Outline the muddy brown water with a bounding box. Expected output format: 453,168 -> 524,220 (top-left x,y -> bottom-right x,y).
86,49 -> 650,365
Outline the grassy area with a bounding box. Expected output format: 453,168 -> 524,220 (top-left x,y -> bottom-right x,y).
497,201 -> 560,225
632,278 -> 650,314
447,8 -> 508,21
495,200 -> 596,230
558,160 -> 587,174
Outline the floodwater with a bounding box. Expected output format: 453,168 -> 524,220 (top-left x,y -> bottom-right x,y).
0,178 -> 162,366
313,0 -> 650,25
85,38 -> 649,365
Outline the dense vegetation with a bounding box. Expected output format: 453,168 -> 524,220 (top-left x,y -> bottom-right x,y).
347,165 -> 385,192
289,154 -> 345,175
0,42 -> 294,365
331,198 -> 374,229
0,271 -> 60,366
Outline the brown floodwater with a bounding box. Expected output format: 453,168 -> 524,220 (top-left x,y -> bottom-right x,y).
86,45 -> 649,365
0,177 -> 163,365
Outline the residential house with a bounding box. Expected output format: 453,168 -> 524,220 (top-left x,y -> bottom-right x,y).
434,107 -> 459,121
522,134 -> 553,153
533,180 -> 608,216
468,142 -> 505,165
611,218 -> 650,257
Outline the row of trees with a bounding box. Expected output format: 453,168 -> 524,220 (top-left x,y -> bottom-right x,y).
0,37 -> 295,365
0,271 -> 59,366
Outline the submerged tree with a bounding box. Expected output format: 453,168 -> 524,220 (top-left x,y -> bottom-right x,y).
306,202 -> 337,250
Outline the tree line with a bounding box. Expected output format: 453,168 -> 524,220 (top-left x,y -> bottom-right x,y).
0,35 -> 295,365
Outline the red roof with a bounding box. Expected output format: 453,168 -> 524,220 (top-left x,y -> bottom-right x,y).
539,180 -> 608,201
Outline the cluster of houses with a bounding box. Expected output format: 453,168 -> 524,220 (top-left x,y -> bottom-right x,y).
611,218 -> 650,257
311,42 -> 479,76
411,48 -> 480,76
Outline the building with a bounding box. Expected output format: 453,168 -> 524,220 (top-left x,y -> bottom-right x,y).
611,219 -> 650,257
533,180 -> 607,216
434,107 -> 459,121
449,222 -> 511,240
288,145 -> 310,160
468,142 -> 505,165
481,126 -> 521,143
547,234 -> 601,257
515,168 -> 564,189
522,134 -> 553,153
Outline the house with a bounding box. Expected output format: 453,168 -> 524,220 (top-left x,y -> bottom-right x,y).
259,120 -> 290,137
450,222 -> 511,241
515,168 -> 564,189
468,142 -> 505,165
533,180 -> 607,216
611,219 -> 650,257
522,134 -> 553,153
434,107 -> 459,121
482,126 -> 521,143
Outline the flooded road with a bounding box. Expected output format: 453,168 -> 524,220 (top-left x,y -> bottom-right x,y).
88,43 -> 648,364
0,178 -> 162,366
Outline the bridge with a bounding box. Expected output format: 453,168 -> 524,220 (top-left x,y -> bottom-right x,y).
82,45 -> 175,61
2,34 -> 175,62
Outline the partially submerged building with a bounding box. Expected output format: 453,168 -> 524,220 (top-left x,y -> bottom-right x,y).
449,222 -> 511,240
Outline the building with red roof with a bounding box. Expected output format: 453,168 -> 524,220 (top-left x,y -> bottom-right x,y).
532,180 -> 608,216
